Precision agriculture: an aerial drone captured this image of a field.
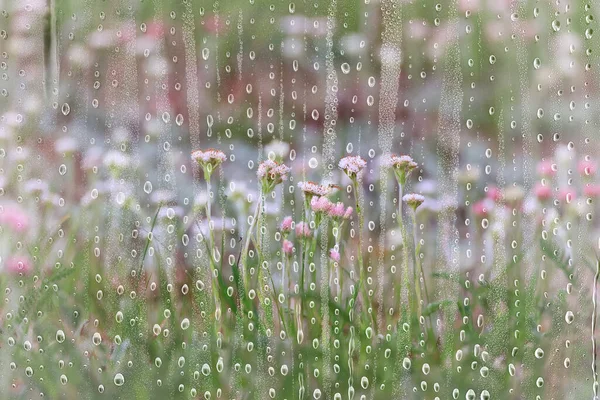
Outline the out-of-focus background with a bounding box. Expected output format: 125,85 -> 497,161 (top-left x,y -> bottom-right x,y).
1,0 -> 599,398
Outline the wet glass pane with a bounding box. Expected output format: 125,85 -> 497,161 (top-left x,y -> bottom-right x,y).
0,0 -> 596,399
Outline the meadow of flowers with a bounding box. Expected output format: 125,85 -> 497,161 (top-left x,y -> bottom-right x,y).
1,0 -> 600,399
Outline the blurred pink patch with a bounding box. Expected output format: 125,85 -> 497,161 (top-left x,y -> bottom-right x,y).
558,188 -> 576,203
537,160 -> 555,177
486,186 -> 502,202
534,183 -> 552,201
282,240 -> 293,256
329,249 -> 340,263
473,199 -> 492,218
5,256 -> 32,275
584,184 -> 600,198
578,160 -> 597,176
0,204 -> 30,233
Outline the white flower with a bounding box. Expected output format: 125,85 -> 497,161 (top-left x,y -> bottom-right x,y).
385,154 -> 418,170
338,155 -> 367,177
257,160 -> 291,192
191,148 -> 227,165
402,193 -> 425,210
298,181 -> 332,197
191,149 -> 227,178
265,139 -> 290,160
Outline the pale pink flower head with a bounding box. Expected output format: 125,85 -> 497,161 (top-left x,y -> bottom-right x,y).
339,155 -> 367,179
191,148 -> 226,176
329,248 -> 340,263
537,160 -> 555,177
534,183 -> 552,201
5,256 -> 32,276
280,216 -> 293,233
298,181 -> 332,198
0,204 -> 30,234
295,222 -> 311,238
310,196 -> 333,214
257,160 -> 291,192
328,202 -> 346,219
385,154 -> 418,185
282,239 -> 294,256
343,206 -> 353,219
402,193 -> 425,210
578,159 -> 597,177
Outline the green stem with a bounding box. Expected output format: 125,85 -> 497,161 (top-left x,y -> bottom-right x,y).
241,197 -> 262,293
204,175 -> 222,320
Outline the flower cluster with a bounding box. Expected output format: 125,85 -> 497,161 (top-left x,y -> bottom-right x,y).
191,148 -> 227,177
257,159 -> 291,192
298,181 -> 333,198
403,193 -> 425,210
386,154 -> 418,185
339,155 -> 367,179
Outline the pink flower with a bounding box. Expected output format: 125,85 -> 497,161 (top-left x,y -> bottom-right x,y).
584,184 -> 600,198
0,204 -> 30,233
311,196 -> 333,213
537,160 -> 555,177
534,183 -> 552,201
578,160 -> 597,177
282,240 -> 294,255
343,207 -> 353,219
280,216 -> 293,232
5,256 -> 32,275
339,155 -> 367,177
295,222 -> 311,238
328,202 -> 346,218
329,249 -> 340,262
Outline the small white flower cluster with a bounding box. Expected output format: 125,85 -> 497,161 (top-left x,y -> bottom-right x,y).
257,160 -> 291,192
191,149 -> 227,165
402,193 -> 425,209
385,154 -> 418,171
338,155 -> 367,177
298,181 -> 332,197
257,159 -> 291,180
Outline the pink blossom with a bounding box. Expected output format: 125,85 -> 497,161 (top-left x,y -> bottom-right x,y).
329,249 -> 340,262
534,183 -> 552,201
537,160 -> 555,177
328,202 -> 346,218
282,240 -> 294,256
5,256 -> 32,275
339,155 -> 367,177
0,204 -> 30,233
280,216 -> 293,232
578,160 -> 597,176
295,222 -> 311,238
343,207 -> 353,219
311,196 -> 333,213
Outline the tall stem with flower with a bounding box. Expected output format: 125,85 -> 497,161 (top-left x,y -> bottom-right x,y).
244,159 -> 291,328
387,155 -> 420,347
192,149 -> 227,321
339,156 -> 372,327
